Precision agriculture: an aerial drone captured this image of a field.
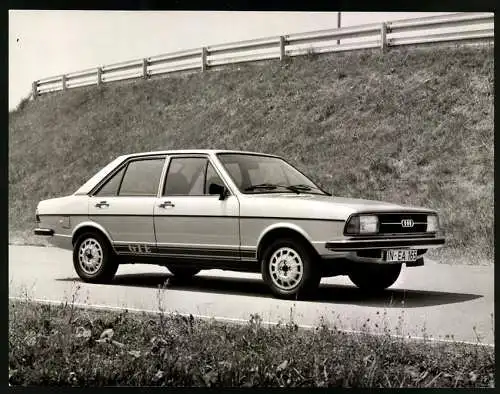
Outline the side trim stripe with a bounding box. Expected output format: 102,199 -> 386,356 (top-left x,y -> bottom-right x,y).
41,213 -> 344,222
53,233 -> 72,238
113,244 -> 256,259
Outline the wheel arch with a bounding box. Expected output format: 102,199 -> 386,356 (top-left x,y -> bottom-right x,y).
72,221 -> 114,250
256,223 -> 319,262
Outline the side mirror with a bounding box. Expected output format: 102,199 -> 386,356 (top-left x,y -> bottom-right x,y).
209,183 -> 228,200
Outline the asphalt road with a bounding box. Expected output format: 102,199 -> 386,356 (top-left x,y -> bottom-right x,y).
8,245 -> 494,345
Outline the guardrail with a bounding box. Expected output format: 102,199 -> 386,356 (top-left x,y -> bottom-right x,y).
32,12 -> 494,97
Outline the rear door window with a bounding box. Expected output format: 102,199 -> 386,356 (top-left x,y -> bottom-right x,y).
118,158 -> 165,197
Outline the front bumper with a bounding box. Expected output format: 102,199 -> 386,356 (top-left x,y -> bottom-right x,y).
325,236 -> 445,251
34,228 -> 54,236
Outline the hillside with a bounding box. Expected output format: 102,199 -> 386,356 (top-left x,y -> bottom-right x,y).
9,45 -> 494,263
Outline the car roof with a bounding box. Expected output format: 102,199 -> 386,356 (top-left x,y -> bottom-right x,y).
123,149 -> 281,159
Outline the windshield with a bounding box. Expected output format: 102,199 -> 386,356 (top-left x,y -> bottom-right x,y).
217,153 -> 329,195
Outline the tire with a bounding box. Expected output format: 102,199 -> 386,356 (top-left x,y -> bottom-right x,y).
261,238 -> 321,300
348,263 -> 402,292
167,266 -> 200,281
73,232 -> 118,283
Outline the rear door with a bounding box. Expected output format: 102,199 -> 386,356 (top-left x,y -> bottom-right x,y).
88,155 -> 166,255
153,155 -> 240,261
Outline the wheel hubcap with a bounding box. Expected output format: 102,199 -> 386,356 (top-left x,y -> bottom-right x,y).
78,238 -> 103,275
269,247 -> 303,290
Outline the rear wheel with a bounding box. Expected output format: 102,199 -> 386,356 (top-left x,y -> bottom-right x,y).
261,238 -> 321,299
73,232 -> 118,283
167,266 -> 200,281
348,263 -> 402,292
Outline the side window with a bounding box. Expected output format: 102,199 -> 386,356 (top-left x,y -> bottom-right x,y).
205,162 -> 225,195
95,166 -> 126,196
118,158 -> 165,197
164,157 -> 207,196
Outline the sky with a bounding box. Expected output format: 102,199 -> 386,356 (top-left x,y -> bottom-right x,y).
9,11 -> 460,110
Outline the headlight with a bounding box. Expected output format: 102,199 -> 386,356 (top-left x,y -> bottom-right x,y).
427,215 -> 439,232
345,215 -> 379,234
360,215 -> 379,234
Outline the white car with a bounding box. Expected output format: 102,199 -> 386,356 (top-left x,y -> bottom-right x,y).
34,150 -> 445,299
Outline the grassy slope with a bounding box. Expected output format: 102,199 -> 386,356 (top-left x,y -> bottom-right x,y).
9,45 -> 494,262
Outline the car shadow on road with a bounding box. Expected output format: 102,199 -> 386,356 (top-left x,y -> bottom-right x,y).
57,272 -> 483,308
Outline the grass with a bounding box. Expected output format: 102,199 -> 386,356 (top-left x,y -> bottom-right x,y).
8,44 -> 494,263
8,295 -> 494,387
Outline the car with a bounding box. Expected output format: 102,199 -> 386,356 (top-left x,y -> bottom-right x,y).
34,149 -> 445,299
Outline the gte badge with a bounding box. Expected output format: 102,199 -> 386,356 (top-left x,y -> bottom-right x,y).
128,244 -> 152,254
401,219 -> 414,228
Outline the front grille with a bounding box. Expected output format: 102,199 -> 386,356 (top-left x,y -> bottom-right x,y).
378,213 -> 428,235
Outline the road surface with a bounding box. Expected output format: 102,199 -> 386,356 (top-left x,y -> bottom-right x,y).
8,245 -> 494,345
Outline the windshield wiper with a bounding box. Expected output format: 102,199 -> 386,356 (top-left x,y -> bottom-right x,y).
289,184 -> 329,194
244,183 -> 307,194
244,183 -> 280,192
286,185 -> 310,194
244,183 -> 329,195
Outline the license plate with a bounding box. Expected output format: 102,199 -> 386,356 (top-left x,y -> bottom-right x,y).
385,249 -> 417,262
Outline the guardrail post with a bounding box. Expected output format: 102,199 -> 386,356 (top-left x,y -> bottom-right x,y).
97,67 -> 102,85
201,47 -> 208,71
61,75 -> 67,91
337,12 -> 341,45
142,58 -> 148,79
380,22 -> 387,52
32,81 -> 38,99
279,36 -> 286,61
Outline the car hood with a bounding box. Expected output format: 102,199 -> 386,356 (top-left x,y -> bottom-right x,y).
239,193 -> 435,221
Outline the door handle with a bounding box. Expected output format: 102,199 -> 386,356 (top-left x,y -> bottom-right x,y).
95,201 -> 109,208
159,201 -> 175,209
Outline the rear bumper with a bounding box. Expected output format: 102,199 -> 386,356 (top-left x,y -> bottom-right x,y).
34,228 -> 54,236
34,229 -> 72,250
325,236 -> 445,251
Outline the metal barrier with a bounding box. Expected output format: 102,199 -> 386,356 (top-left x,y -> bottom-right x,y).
33,12 -> 494,97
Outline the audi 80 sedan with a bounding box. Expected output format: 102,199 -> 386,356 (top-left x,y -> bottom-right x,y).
34,150 -> 445,299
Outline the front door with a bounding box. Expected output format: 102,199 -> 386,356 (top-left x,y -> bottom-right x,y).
153,155 -> 240,261
88,156 -> 166,255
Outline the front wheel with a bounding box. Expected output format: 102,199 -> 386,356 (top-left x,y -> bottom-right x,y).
73,232 -> 118,283
261,238 -> 321,300
348,263 -> 402,292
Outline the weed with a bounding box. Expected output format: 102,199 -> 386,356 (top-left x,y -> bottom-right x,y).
155,278 -> 169,334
